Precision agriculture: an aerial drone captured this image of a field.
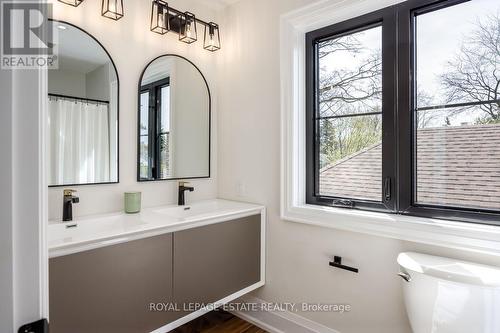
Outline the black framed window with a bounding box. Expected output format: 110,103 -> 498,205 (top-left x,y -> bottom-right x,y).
306,7 -> 397,212
306,0 -> 500,225
139,77 -> 171,180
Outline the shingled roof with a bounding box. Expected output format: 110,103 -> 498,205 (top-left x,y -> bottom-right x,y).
319,123 -> 500,210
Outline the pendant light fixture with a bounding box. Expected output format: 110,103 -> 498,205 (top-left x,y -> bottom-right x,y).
58,0 -> 83,7
101,0 -> 124,20
178,12 -> 197,44
150,0 -> 169,34
203,22 -> 220,52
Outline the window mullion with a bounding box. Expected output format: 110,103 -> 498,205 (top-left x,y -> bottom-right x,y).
380,6 -> 398,211
395,2 -> 414,213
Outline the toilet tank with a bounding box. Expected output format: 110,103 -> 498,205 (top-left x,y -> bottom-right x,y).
397,252 -> 500,333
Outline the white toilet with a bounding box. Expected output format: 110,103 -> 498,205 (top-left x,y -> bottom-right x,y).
397,252 -> 500,333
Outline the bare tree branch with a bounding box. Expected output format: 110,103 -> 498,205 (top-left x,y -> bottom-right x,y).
440,13 -> 500,122
318,34 -> 382,117
318,35 -> 363,59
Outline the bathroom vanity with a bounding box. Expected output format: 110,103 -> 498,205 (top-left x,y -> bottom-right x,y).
48,200 -> 265,333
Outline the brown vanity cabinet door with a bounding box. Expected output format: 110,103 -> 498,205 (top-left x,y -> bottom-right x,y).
49,233 -> 176,333
173,215 -> 261,315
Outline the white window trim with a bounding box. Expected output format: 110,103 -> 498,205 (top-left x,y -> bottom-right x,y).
280,0 -> 500,256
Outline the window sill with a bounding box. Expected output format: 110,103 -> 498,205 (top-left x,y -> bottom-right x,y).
282,203 -> 500,255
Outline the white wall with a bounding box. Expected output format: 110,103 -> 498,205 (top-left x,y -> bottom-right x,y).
217,0 -> 500,332
47,63 -> 113,101
86,63 -> 110,100
48,0 -> 220,220
172,57 -> 210,178
48,68 -> 86,97
0,48 -> 47,333
0,58 -> 14,333
12,68 -> 47,333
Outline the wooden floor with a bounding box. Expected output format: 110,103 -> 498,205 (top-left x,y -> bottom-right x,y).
172,310 -> 267,333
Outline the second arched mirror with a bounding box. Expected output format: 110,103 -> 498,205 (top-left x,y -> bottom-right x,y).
137,55 -> 210,181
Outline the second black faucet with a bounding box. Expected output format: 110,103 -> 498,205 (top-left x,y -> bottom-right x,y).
178,181 -> 194,206
63,189 -> 79,221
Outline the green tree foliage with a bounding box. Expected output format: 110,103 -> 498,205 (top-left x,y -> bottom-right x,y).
319,112 -> 381,168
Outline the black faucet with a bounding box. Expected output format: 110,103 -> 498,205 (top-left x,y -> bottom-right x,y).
178,181 -> 194,206
63,189 -> 79,221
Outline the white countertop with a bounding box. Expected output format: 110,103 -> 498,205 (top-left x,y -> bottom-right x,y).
49,199 -> 265,258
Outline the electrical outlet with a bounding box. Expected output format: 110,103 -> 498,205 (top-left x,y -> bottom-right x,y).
236,182 -> 247,197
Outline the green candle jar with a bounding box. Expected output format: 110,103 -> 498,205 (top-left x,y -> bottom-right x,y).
124,192 -> 141,214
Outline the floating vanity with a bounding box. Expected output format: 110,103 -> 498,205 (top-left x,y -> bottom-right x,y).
48,199 -> 265,333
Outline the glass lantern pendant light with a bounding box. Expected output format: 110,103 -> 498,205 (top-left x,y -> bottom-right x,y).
102,0 -> 124,20
58,0 -> 83,6
178,12 -> 197,44
150,0 -> 169,34
203,22 -> 221,52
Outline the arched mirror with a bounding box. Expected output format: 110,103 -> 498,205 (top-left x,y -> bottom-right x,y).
48,20 -> 119,186
137,55 -> 210,181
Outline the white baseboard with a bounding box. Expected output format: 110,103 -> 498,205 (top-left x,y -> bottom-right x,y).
229,295 -> 341,333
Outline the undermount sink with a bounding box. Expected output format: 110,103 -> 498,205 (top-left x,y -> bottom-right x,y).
152,200 -> 223,219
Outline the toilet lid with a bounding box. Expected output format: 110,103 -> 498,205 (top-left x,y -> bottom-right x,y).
397,252 -> 500,287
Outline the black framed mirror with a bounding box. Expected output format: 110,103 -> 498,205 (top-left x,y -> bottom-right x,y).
137,55 -> 210,181
48,19 -> 119,187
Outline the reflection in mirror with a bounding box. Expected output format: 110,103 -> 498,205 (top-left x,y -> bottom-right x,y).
48,21 -> 119,186
138,55 -> 210,181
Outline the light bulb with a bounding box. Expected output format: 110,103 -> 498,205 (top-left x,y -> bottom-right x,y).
158,13 -> 164,27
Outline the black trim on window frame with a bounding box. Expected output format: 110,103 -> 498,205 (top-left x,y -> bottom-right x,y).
306,0 -> 500,226
139,77 -> 170,180
305,6 -> 397,213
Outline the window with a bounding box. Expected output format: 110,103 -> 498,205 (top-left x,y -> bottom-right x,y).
413,0 -> 500,211
317,25 -> 383,202
306,0 -> 500,225
138,78 -> 172,180
306,7 -> 397,212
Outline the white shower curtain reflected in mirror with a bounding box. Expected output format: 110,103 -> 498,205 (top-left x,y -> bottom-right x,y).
48,98 -> 110,185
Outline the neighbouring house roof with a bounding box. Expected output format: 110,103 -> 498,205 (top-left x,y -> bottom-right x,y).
319,123 -> 500,210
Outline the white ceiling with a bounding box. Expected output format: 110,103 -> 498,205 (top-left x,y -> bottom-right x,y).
52,22 -> 111,74
195,0 -> 240,7
217,0 -> 241,5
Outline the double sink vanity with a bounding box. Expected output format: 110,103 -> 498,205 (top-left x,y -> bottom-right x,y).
49,199 -> 265,332
46,16 -> 264,333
